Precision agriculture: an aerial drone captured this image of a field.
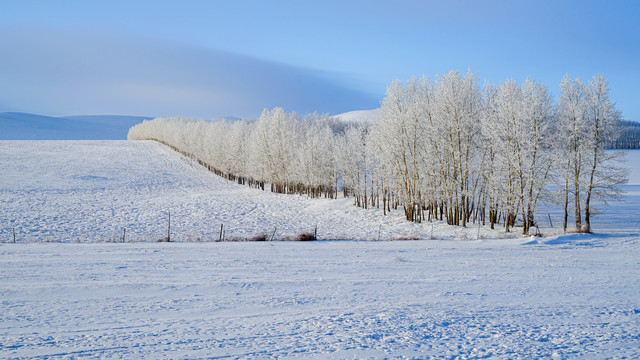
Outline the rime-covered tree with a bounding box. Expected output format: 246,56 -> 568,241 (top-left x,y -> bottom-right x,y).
433,70 -> 482,227
517,79 -> 553,234
372,77 -> 432,221
557,74 -> 588,231
127,70 -> 627,233
583,74 -> 627,231
556,74 -> 628,232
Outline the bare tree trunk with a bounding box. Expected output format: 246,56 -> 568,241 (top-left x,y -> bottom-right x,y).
383,189 -> 387,216
584,144 -> 602,233
563,162 -> 570,232
585,121 -> 600,233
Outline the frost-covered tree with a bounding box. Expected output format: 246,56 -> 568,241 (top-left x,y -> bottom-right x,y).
480,82 -> 501,229
556,74 -> 627,232
298,113 -> 338,197
249,107 -> 298,193
127,70 -> 626,233
433,70 -> 482,227
491,79 -> 522,232
557,74 -> 589,231
517,79 -> 553,234
372,77 -> 432,221
582,74 -> 627,231
339,124 -> 369,207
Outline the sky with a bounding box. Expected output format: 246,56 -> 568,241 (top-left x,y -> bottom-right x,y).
0,0 -> 638,120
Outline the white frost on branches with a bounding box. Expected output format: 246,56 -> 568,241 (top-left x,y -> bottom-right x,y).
128,71 -> 627,234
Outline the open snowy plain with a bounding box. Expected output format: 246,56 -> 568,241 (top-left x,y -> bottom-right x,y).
1,141 -> 639,358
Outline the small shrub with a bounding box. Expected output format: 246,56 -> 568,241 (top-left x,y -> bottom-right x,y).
248,234 -> 268,242
395,235 -> 420,241
220,234 -> 268,242
557,225 -> 592,235
294,232 -> 316,241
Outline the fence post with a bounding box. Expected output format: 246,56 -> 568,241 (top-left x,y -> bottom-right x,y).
13,227 -> 16,243
167,211 -> 171,242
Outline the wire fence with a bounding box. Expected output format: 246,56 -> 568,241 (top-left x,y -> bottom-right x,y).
0,217 -> 324,244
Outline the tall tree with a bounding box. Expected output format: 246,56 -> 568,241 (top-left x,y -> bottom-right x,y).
557,74 -> 628,232
583,74 -> 627,231
519,79 -> 553,234
558,74 -> 588,231
373,77 -> 432,221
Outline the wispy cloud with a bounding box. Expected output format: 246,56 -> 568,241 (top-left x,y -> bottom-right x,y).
0,28 -> 379,118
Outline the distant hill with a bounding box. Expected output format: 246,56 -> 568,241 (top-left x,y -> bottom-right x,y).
3,110 -> 637,148
331,109 -> 379,123
217,115 -> 243,122
0,112 -> 152,140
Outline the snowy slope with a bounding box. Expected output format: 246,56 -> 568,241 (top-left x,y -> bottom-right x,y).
0,112 -> 151,140
0,140 -> 510,243
2,142 -> 638,243
332,108 -> 379,123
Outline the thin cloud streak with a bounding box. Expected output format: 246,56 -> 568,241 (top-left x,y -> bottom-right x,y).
0,28 -> 379,118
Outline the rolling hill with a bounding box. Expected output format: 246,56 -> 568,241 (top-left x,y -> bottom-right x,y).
0,112 -> 152,140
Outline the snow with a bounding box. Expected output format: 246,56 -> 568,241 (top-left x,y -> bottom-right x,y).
3,142 -> 637,243
1,141 -> 639,357
536,149 -> 640,238
626,149 -> 640,185
0,140 -> 510,243
332,108 -> 379,123
2,238 -> 639,358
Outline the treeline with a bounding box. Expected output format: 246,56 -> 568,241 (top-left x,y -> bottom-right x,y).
128,70 -> 627,234
606,120 -> 640,149
128,109 -> 348,198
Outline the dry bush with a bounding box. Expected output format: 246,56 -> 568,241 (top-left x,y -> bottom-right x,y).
248,234 -> 268,242
218,234 -> 268,242
394,235 -> 420,241
214,231 -> 317,242
293,232 -> 316,241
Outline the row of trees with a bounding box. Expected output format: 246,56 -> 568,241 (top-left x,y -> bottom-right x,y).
128,70 -> 628,234
605,120 -> 640,149
128,108 -> 346,198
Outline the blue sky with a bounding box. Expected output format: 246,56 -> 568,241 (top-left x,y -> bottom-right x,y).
1,0 -> 638,120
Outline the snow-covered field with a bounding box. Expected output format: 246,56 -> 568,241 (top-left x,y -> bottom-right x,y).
1,141 -> 639,358
2,238 -> 639,358
0,140 -> 512,243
